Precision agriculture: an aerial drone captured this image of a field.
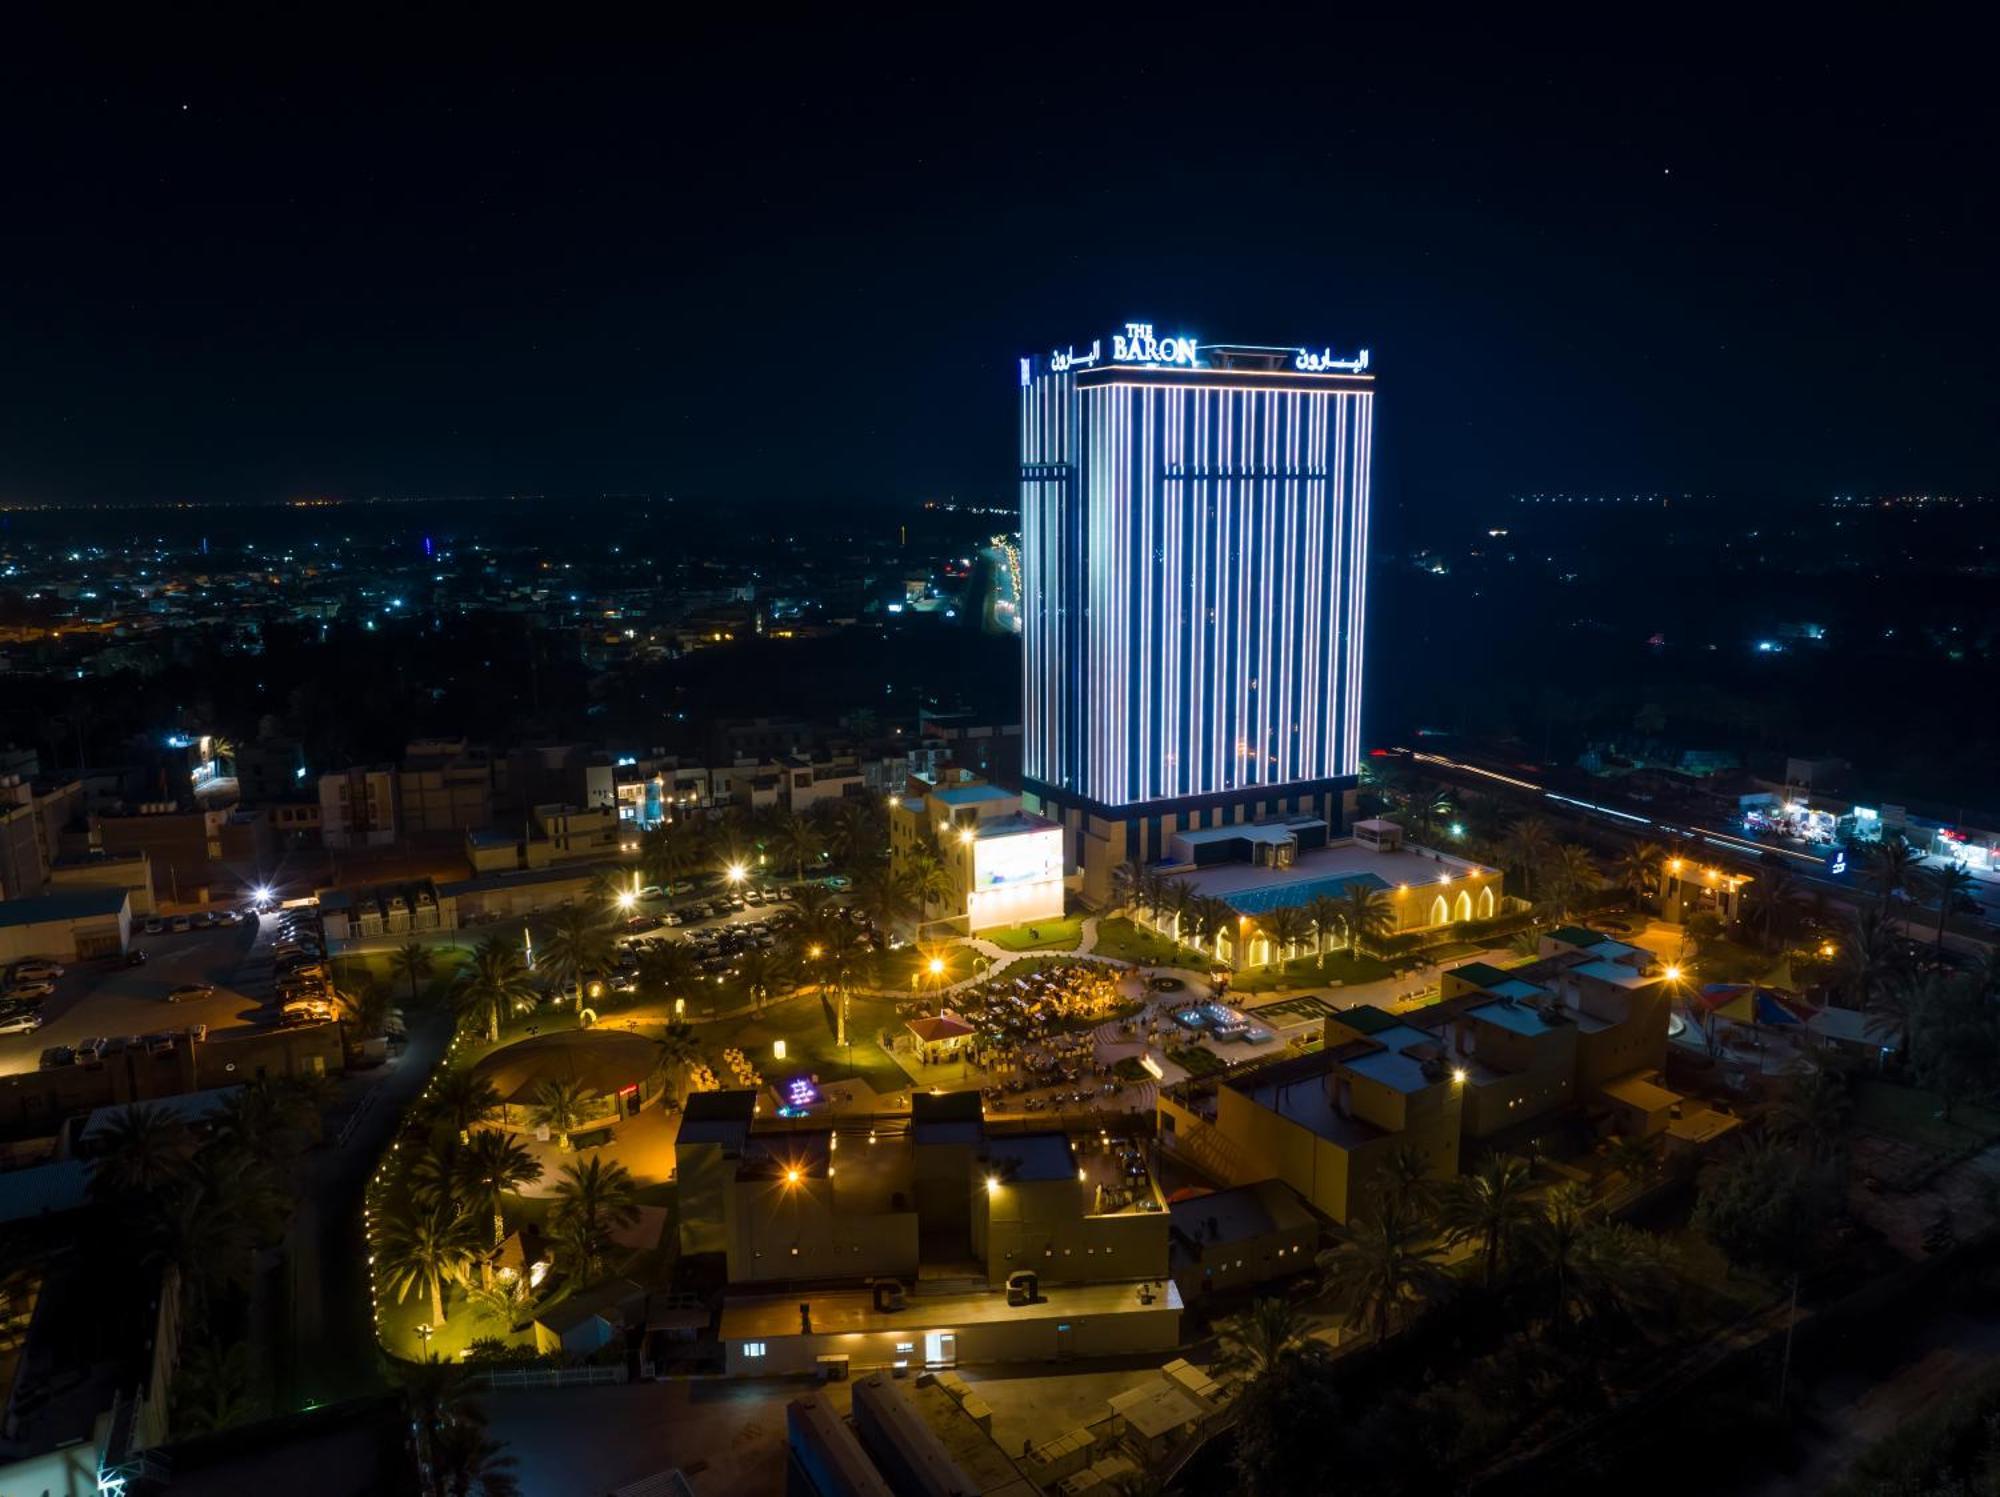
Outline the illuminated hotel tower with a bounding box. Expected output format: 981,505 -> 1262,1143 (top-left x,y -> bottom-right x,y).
1019,323 -> 1374,902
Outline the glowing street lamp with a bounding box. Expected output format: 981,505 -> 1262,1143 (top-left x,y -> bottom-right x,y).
616,890 -> 637,912
726,862 -> 748,885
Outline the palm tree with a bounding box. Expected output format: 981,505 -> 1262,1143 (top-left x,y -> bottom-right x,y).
452,935 -> 538,1043
423,1069 -> 503,1137
1921,861 -> 1977,951
1603,1133 -> 1661,1187
541,905 -> 615,1010
1438,1154 -> 1542,1288
432,1411 -> 522,1497
1503,816 -> 1556,899
1611,841 -> 1666,907
813,798 -> 881,870
1543,844 -> 1601,919
635,940 -> 702,1012
1262,906 -> 1310,968
86,1104 -> 193,1204
900,836 -> 955,918
1156,879 -> 1195,942
1835,905 -> 1908,1013
1318,1195 -> 1446,1347
409,1138 -> 465,1215
1526,1185 -> 1672,1339
390,940 -> 436,1005
654,1021 -> 702,1104
1340,885 -> 1394,956
172,1339 -> 258,1434
455,1130 -> 542,1253
1110,859 -> 1146,915
1772,1064 -> 1852,1171
639,820 -> 701,891
529,1078 -> 593,1150
847,865 -> 911,936
551,1155 -> 640,1280
734,947 -> 797,1011
768,811 -> 826,884
1867,833 -> 1920,908
815,918 -> 869,1047
1304,893 -> 1347,970
377,1201 -> 484,1327
1218,1295 -> 1310,1378
1746,866 -> 1806,951
1373,1144 -> 1440,1217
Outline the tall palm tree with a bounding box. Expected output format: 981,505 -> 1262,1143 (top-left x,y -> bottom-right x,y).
529,1078 -> 593,1150
1318,1195 -> 1445,1347
1921,861 -> 1977,951
1373,1144 -> 1441,1217
551,1155 -> 640,1281
734,947 -> 798,1011
635,941 -> 701,1012
390,940 -> 435,1005
408,1137 -> 465,1215
541,905 -> 615,1010
1611,841 -> 1666,906
1836,905 -> 1908,1013
848,865 -> 912,936
1746,866 -> 1806,951
1261,906 -> 1310,967
768,811 -> 826,884
1438,1154 -> 1542,1289
423,1069 -> 503,1137
654,1021 -> 702,1104
432,1410 -> 522,1497
900,836 -> 955,917
377,1201 -> 484,1327
813,798 -> 882,870
1304,893 -> 1347,970
639,820 -> 700,891
1156,879 -> 1195,941
1218,1295 -> 1310,1378
1340,885 -> 1394,956
1772,1063 -> 1853,1171
1110,859 -> 1146,915
1543,844 -> 1601,919
454,1130 -> 542,1252
452,935 -> 538,1043
86,1105 -> 193,1204
1503,816 -> 1556,899
1867,833 -> 1920,908
172,1339 -> 257,1434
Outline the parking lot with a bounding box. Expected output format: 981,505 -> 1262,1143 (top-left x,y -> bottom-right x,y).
0,915 -> 274,1077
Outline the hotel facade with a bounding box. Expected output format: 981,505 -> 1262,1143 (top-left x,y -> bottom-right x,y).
1019,324 -> 1374,905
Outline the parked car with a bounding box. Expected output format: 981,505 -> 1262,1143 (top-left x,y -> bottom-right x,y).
0,1013 -> 46,1036
123,949 -> 150,967
143,917 -> 165,934
3,981 -> 55,1002
12,962 -> 64,982
167,983 -> 216,1003
218,909 -> 243,925
194,911 -> 218,928
168,915 -> 191,934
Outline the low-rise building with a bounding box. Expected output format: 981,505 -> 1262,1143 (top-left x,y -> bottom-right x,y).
1167,1178 -> 1320,1304
890,774 -> 1065,934
0,888 -> 131,962
318,765 -> 399,849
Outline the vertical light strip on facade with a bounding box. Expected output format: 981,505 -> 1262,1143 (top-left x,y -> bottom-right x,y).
1021,339 -> 1371,810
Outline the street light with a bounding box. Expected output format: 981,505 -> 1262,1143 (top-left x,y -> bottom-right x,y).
726,862 -> 747,885
1664,964 -> 1682,982
928,956 -> 945,977
616,890 -> 637,912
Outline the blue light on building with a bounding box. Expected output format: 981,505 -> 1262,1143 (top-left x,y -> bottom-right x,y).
1020,327 -> 1375,819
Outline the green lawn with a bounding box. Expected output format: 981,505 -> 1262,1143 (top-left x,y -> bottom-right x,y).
1167,1043 -> 1227,1079
1852,1080 -> 2000,1156
1112,1055 -> 1152,1082
691,992 -> 909,1095
1091,917 -> 1212,968
980,916 -> 1085,952
1689,934 -> 1781,985
1230,950 -> 1394,993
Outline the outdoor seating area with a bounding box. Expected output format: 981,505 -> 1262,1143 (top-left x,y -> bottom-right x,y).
1169,1001 -> 1270,1046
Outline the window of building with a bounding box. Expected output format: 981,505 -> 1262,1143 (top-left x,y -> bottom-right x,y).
743,1342 -> 766,1358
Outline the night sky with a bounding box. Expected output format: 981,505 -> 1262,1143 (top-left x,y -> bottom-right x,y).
2,26 -> 1992,521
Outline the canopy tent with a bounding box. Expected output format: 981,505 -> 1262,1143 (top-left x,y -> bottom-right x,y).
1694,983 -> 1818,1026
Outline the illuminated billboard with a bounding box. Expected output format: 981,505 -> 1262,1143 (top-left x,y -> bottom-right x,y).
973,826 -> 1062,890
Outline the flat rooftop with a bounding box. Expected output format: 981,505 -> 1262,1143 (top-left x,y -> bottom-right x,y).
719,1279 -> 1182,1340
0,888 -> 128,927
1231,1054 -> 1387,1149
931,784 -> 1017,807
1571,960 -> 1658,990
1174,820 -> 1312,848
1174,839 -> 1495,916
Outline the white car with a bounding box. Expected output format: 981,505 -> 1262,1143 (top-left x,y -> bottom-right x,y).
4,981 -> 55,1002
12,962 -> 64,982
0,1012 -> 43,1036
167,983 -> 216,1004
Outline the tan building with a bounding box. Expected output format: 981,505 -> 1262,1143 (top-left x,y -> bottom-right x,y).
398,740 -> 496,835
1167,1178 -> 1320,1305
318,765 -> 399,849
889,773 -> 1065,935
1157,1009 -> 1464,1226
48,850 -> 156,917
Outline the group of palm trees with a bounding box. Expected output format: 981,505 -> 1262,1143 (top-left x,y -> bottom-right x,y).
373,1070 -> 641,1333
1112,861 -> 1395,967
86,1075 -> 333,1434
636,796 -> 885,893
1310,1149 -> 1673,1352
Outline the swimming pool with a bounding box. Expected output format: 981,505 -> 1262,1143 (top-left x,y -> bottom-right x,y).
1223,871 -> 1391,916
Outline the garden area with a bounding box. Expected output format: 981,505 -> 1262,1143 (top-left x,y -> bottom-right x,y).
1092,915 -> 1213,968
979,914 -> 1085,952
690,990 -> 910,1095
1166,1042 -> 1227,1078
1229,948 -> 1394,994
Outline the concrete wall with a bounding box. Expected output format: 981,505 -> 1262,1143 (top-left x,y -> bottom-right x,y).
1173,1222 -> 1317,1303
724,1296 -> 1183,1377
726,1175 -> 919,1284
974,1178 -> 1169,1287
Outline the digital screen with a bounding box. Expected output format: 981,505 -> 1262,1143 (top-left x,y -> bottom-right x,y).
973,828 -> 1062,890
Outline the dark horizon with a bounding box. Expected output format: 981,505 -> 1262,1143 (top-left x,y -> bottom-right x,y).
3,26 -> 1995,518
